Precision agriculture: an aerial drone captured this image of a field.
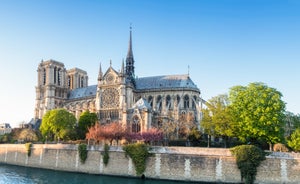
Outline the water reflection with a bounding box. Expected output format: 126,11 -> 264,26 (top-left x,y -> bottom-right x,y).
0,164 -> 194,184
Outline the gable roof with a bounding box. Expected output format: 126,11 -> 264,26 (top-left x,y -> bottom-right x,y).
68,85 -> 97,100
135,74 -> 199,92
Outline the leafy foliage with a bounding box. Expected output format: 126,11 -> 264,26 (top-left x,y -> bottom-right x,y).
78,143 -> 88,164
25,142 -> 32,157
123,143 -> 151,175
0,133 -> 13,143
231,145 -> 266,184
229,82 -> 286,148
40,109 -> 77,141
284,111 -> 300,137
102,143 -> 110,166
188,127 -> 201,142
201,94 -> 236,147
287,128 -> 300,152
77,110 -> 98,139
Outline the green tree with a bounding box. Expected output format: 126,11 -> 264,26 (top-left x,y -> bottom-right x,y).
229,82 -> 286,150
201,94 -> 236,147
201,108 -> 214,147
287,128 -> 300,152
77,110 -> 98,139
40,108 -> 76,141
284,111 -> 300,137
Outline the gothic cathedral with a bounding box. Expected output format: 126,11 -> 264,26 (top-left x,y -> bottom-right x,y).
34,29 -> 202,136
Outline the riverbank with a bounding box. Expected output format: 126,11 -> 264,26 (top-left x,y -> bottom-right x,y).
0,144 -> 299,183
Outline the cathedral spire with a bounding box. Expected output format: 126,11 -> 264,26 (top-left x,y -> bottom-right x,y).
98,63 -> 103,81
125,25 -> 135,81
127,25 -> 134,61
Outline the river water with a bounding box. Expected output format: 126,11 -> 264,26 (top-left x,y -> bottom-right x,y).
0,164 -> 204,184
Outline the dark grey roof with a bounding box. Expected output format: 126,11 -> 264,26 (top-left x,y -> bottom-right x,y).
68,85 -> 97,100
67,75 -> 199,100
135,74 -> 199,92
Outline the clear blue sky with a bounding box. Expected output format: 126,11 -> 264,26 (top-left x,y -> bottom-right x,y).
1,0 -> 299,127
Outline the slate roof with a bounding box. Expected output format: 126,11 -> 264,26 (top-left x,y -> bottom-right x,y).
67,74 -> 200,100
136,74 -> 199,92
68,85 -> 97,100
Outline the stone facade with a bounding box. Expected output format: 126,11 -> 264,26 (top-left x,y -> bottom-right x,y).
34,29 -> 202,134
0,123 -> 12,135
1,144 -> 300,183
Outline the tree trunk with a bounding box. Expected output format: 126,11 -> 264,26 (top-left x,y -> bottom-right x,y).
207,135 -> 210,148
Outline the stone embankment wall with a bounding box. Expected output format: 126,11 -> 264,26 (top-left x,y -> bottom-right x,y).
0,144 -> 300,183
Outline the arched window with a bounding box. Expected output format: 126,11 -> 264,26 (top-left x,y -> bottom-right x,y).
43,68 -> 46,85
54,67 -> 57,84
166,95 -> 171,110
156,95 -> 162,112
68,76 -> 71,88
148,96 -> 153,108
184,95 -> 189,109
57,68 -> 61,86
132,116 -> 141,133
81,76 -> 84,88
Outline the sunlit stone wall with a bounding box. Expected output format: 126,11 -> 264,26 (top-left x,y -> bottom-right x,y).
0,144 -> 300,183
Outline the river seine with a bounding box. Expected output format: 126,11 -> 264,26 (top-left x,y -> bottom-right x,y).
0,164 -> 204,184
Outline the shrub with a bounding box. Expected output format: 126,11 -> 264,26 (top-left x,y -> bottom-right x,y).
287,128 -> 300,152
102,143 -> 110,166
273,143 -> 289,152
123,143 -> 151,175
230,145 -> 266,184
78,143 -> 88,164
25,142 -> 32,157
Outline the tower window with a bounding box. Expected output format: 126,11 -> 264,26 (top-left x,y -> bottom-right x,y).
54,67 -> 57,84
68,76 -> 71,88
81,76 -> 84,88
58,68 -> 61,86
43,69 -> 46,85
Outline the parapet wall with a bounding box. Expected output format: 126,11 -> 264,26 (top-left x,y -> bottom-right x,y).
0,144 -> 300,183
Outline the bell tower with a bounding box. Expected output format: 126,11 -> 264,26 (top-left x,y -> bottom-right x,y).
34,59 -> 68,119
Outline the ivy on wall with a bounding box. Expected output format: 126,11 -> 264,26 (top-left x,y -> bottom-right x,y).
78,143 -> 88,164
123,143 -> 152,175
102,143 -> 110,166
230,145 -> 266,184
25,142 -> 32,157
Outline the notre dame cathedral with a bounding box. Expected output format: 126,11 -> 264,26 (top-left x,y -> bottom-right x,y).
34,29 -> 202,136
